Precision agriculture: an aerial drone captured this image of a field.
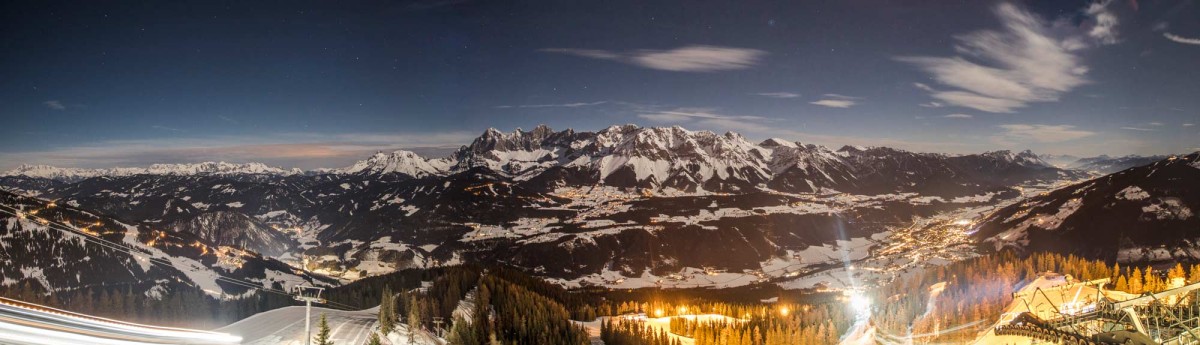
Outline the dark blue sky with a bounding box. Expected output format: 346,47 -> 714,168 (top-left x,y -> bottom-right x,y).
1,0 -> 1197,170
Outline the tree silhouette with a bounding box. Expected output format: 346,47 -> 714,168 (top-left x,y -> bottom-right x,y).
314,313 -> 334,345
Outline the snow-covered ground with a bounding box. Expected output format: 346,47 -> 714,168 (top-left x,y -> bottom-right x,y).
217,306 -> 383,345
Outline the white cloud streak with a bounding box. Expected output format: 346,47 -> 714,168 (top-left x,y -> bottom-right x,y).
1164,32 -> 1200,45
638,108 -> 764,123
540,45 -> 766,72
898,3 -> 1090,113
810,99 -> 856,108
494,101 -> 607,109
809,94 -> 860,108
943,114 -> 973,119
754,92 -> 801,99
43,100 -> 66,110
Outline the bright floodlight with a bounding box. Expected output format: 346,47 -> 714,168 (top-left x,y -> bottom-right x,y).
954,219 -> 971,226
848,291 -> 872,315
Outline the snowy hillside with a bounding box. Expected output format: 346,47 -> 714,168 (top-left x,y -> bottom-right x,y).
973,152 -> 1200,262
0,190 -> 331,298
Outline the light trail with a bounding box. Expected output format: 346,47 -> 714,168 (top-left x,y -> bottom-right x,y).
0,297 -> 240,345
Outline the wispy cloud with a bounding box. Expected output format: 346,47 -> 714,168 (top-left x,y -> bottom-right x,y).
540,45 -> 766,72
810,100 -> 855,108
1164,32 -> 1200,45
217,115 -> 240,124
898,3 -> 1090,113
809,94 -> 860,108
151,125 -> 185,132
1084,0 -> 1119,45
1184,123 -> 1196,127
943,114 -> 973,119
1149,122 -> 1164,126
43,100 -> 66,110
1120,126 -> 1155,131
638,108 -> 764,123
754,92 -> 801,99
993,124 -> 1095,144
494,101 -> 607,109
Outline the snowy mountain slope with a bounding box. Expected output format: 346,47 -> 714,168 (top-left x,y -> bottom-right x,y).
333,150 -> 451,178
0,190 -> 331,298
217,306 -> 389,345
0,176 -> 64,197
1069,154 -> 1172,174
973,152 -> 1200,262
166,211 -> 298,257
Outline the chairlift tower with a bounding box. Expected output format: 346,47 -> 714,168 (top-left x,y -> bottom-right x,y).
292,285 -> 326,345
432,316 -> 445,337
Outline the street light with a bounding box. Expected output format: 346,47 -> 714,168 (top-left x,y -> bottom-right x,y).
292,285 -> 326,345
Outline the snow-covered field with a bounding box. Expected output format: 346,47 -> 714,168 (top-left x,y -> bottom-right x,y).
217,306 -> 413,345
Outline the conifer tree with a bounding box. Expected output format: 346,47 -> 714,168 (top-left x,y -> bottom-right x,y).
408,294 -> 422,343
1130,267 -> 1144,294
1144,267 -> 1158,293
379,285 -> 394,335
314,313 -> 334,345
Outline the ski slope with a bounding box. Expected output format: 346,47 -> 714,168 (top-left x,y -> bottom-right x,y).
217,306 -> 378,345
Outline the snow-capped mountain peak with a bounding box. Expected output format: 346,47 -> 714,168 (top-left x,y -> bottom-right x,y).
334,150 -> 450,177
3,162 -> 299,181
314,125 -> 1079,194
980,150 -> 1049,167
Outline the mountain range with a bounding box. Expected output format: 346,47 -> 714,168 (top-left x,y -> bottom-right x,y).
0,124 -> 1190,294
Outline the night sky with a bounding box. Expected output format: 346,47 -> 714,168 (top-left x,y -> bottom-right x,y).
1,0 -> 1197,170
